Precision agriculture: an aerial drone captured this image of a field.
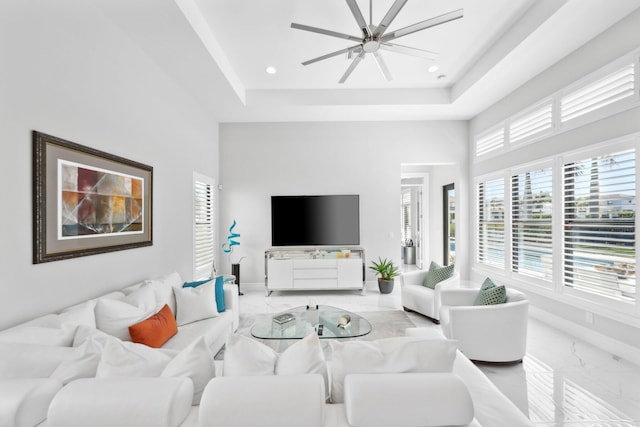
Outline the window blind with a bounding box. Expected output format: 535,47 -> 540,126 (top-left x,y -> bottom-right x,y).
401,189 -> 411,242
194,178 -> 215,280
509,101 -> 553,144
477,178 -> 505,268
511,168 -> 553,281
561,63 -> 636,123
475,127 -> 505,157
563,149 -> 636,301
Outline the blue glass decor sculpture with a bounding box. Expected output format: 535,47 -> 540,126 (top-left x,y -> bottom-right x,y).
222,220 -> 240,254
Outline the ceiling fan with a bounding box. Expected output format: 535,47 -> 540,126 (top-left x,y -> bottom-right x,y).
291,0 -> 463,83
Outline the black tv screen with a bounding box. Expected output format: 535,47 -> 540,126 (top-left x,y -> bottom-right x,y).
271,195 -> 360,246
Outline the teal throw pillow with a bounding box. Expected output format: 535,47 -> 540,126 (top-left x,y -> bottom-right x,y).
214,276 -> 225,312
424,261 -> 455,289
473,277 -> 507,305
477,285 -> 507,305
473,277 -> 495,305
183,279 -> 211,288
183,277 -> 226,313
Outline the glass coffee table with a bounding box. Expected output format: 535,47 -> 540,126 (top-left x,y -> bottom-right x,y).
251,305 -> 372,340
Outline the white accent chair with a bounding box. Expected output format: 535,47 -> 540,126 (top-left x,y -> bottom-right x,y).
439,288 -> 529,363
399,269 -> 460,323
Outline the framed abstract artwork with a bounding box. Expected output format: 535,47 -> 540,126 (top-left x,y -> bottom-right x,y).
33,131 -> 153,263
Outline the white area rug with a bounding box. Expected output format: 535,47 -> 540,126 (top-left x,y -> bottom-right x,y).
215,309 -> 415,358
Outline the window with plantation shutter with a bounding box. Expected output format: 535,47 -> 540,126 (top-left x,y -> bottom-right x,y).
475,126 -> 505,157
401,189 -> 411,242
560,63 -> 636,124
511,167 -> 553,281
473,52 -> 639,160
563,149 -> 636,302
193,173 -> 215,280
477,177 -> 505,268
509,100 -> 553,145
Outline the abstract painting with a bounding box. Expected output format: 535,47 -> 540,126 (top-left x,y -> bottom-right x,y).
33,131 -> 153,263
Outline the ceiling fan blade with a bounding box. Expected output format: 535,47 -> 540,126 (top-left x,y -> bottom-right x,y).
380,9 -> 463,42
339,50 -> 365,84
301,45 -> 362,66
291,23 -> 362,42
373,0 -> 408,37
345,0 -> 372,38
380,43 -> 439,60
372,51 -> 392,81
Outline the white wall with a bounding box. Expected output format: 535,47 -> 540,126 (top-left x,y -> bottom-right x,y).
0,1 -> 219,329
219,121 -> 468,285
469,9 -> 640,355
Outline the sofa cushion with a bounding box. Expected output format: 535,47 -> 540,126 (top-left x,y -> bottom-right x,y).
162,312 -> 233,355
72,325 -> 114,347
123,272 -> 183,315
344,373 -> 474,427
150,272 -> 183,314
0,324 -> 77,346
276,333 -> 326,377
95,284 -> 157,341
199,375 -> 325,427
424,261 -> 455,289
129,304 -> 178,348
47,377 -> 193,427
50,338 -> 102,384
58,300 -> 97,328
161,336 -> 215,404
96,337 -> 172,377
0,343 -> 75,379
183,276 -> 226,313
0,378 -> 63,427
224,333 -> 327,378
223,334 -> 278,376
328,337 -> 458,403
174,280 -> 219,326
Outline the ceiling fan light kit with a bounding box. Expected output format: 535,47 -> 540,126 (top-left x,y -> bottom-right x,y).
291,0 -> 463,83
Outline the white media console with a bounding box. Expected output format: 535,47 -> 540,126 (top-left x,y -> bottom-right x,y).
264,247 -> 365,296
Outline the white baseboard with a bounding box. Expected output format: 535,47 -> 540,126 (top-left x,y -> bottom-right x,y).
529,306 -> 640,367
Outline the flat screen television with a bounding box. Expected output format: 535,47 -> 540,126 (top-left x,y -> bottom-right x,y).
271,195 -> 360,246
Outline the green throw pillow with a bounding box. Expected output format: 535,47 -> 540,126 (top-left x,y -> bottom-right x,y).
473,278 -> 507,305
424,261 -> 455,289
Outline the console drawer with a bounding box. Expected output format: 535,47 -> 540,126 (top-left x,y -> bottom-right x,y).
293,269 -> 337,279
293,259 -> 337,269
293,279 -> 338,289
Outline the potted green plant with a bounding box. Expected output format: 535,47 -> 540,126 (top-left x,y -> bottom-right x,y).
369,257 -> 400,294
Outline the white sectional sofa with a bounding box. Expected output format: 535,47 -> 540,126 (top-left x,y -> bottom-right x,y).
195,328 -> 533,427
0,272 -> 239,427
0,272 -> 532,427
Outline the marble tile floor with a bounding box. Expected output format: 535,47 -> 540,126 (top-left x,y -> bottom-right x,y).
237,283 -> 640,426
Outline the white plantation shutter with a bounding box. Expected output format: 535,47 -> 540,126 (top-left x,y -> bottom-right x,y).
562,149 -> 636,302
561,63 -> 636,123
509,101 -> 553,145
511,167 -> 553,281
193,174 -> 215,280
401,189 -> 411,242
476,127 -> 505,157
477,178 -> 505,268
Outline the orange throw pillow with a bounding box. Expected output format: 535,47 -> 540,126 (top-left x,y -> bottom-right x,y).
128,304 -> 178,348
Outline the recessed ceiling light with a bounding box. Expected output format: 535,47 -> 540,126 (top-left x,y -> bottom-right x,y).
427,65 -> 439,73
265,66 -> 277,74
